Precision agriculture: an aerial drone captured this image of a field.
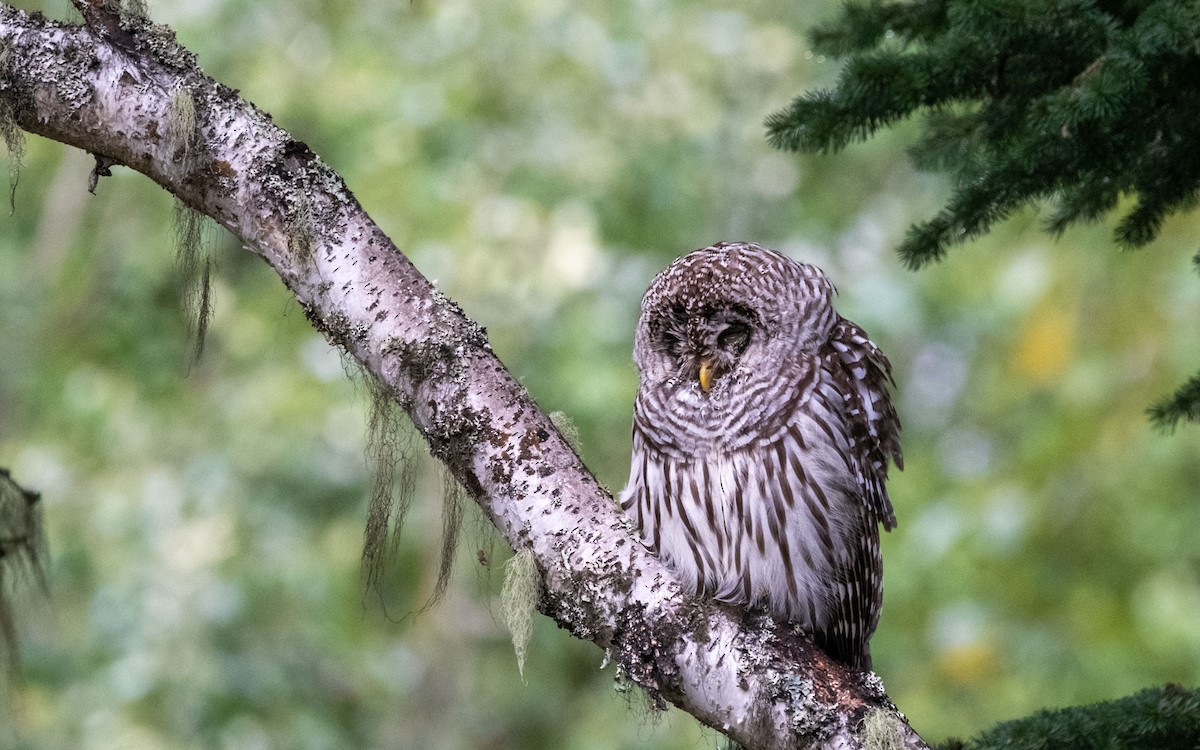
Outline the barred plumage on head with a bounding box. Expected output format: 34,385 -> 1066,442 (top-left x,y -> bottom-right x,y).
619,241 -> 902,670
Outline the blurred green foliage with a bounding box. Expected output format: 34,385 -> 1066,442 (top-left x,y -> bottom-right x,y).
0,0 -> 1198,748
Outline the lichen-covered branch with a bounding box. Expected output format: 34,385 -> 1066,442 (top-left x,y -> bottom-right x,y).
0,4 -> 927,748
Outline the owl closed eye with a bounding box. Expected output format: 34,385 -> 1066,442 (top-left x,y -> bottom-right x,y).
650,303 -> 758,391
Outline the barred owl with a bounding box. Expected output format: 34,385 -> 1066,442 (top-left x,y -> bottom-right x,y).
619,241 -> 902,670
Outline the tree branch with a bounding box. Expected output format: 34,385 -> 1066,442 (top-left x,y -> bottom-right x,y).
0,5 -> 927,748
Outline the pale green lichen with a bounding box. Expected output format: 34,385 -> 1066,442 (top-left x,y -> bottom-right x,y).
122,0 -> 149,21
862,709 -> 905,750
166,84 -> 197,172
285,191 -> 316,261
549,410 -> 581,452
500,547 -> 541,682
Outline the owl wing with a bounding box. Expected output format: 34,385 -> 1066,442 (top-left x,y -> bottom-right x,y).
796,317 -> 900,669
826,316 -> 902,531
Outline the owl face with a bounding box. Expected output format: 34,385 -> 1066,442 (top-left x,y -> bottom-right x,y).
647,300 -> 756,394
631,242 -> 838,453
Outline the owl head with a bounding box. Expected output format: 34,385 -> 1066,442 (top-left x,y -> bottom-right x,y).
631,242 -> 838,452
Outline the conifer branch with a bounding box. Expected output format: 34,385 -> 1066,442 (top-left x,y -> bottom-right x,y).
943,685 -> 1200,750
769,0 -> 1200,426
1148,373 -> 1200,432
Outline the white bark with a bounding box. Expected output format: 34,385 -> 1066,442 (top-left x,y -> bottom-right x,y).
0,4 -> 928,748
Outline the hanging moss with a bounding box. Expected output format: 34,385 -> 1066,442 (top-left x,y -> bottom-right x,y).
0,469 -> 48,674
430,468 -> 465,608
0,37 -> 26,213
357,365 -> 466,618
172,198 -> 212,367
360,373 -> 417,599
164,83 -> 213,366
500,547 -> 541,681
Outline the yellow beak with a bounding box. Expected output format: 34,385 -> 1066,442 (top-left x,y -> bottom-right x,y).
698,359 -> 714,393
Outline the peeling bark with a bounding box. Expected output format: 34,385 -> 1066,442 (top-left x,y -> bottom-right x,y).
0,4 -> 929,749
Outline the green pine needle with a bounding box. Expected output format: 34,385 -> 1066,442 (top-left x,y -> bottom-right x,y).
1147,373 -> 1200,432
770,0 -> 1200,428
769,0 -> 1200,259
937,684 -> 1200,750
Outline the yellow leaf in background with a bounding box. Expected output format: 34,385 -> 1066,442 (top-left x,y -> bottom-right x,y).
936,642 -> 1000,686
1012,308 -> 1076,383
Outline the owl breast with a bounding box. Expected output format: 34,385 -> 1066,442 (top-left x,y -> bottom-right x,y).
620,370 -> 870,635
631,354 -> 814,457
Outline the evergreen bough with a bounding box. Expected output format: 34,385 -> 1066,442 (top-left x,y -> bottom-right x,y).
767,0 -> 1200,428
937,684 -> 1200,750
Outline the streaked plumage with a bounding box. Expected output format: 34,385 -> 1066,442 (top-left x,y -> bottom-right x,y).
619,242 -> 902,669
